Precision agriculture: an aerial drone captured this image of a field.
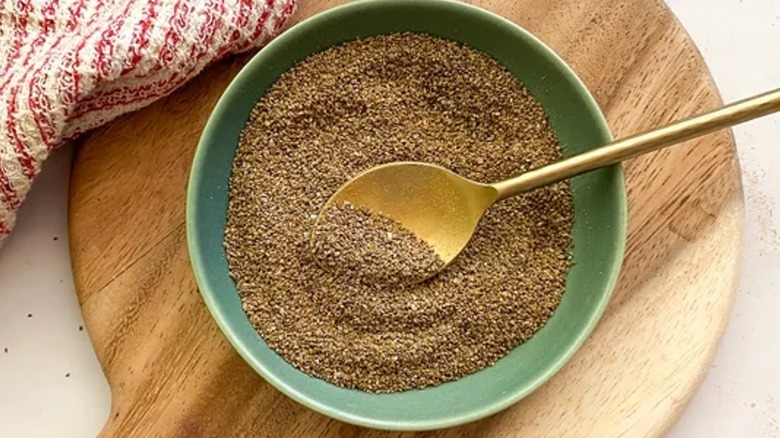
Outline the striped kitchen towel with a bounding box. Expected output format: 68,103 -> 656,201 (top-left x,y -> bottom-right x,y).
0,0 -> 297,245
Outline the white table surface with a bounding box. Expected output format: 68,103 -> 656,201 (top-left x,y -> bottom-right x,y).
1,1 -> 779,436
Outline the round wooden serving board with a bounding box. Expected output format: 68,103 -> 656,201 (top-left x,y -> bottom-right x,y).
68,0 -> 743,436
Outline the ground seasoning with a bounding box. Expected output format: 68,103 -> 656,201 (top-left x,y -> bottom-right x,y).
311,202 -> 445,287
225,33 -> 574,392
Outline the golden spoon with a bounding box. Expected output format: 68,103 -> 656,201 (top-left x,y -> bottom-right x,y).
313,88 -> 780,281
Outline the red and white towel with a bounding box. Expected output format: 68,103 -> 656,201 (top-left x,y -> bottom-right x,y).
0,0 -> 297,245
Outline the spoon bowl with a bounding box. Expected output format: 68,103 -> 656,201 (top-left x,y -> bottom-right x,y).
314,162 -> 497,269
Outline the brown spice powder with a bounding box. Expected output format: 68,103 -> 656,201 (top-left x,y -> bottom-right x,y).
312,202 -> 445,287
225,33 -> 574,392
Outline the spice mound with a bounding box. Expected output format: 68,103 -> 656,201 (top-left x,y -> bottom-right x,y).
225,32 -> 574,393
312,202 -> 445,287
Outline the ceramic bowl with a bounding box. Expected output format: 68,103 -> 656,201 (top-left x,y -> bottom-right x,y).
187,0 -> 626,430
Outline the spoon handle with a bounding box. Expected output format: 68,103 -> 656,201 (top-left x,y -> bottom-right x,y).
492,87 -> 780,201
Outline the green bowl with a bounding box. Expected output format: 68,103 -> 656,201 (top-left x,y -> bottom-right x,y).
187,0 -> 626,431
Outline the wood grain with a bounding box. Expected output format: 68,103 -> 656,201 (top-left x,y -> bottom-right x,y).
68,0 -> 743,436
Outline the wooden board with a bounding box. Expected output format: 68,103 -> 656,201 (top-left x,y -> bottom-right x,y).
68,0 -> 744,436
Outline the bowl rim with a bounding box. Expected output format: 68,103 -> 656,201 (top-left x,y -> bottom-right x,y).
187,0 -> 627,431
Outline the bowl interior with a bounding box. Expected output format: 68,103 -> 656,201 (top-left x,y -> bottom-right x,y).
187,0 -> 626,431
